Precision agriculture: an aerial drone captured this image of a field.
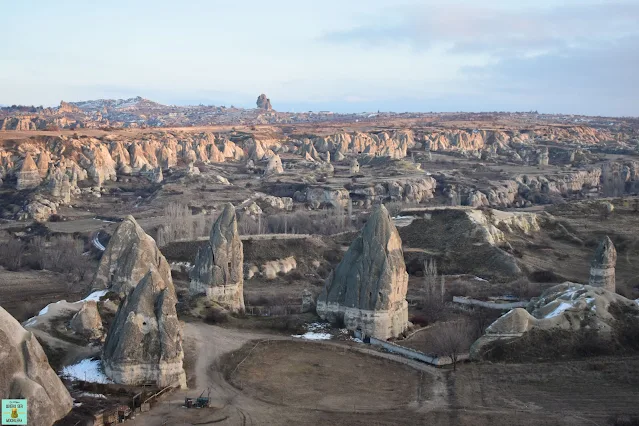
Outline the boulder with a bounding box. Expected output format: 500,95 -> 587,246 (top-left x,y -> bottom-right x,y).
103,267 -> 186,388
92,216 -> 172,297
316,205 -> 409,339
189,204 -> 244,312
70,300 -> 104,341
0,306 -> 73,425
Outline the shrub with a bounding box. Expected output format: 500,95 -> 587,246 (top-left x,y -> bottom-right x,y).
204,308 -> 229,324
0,237 -> 25,271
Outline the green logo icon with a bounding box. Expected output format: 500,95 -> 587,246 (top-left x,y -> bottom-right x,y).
2,400 -> 27,425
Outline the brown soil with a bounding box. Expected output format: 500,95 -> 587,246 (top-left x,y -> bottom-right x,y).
226,340 -> 425,411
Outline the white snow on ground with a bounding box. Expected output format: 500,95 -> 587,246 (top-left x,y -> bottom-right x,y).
544,301 -> 574,318
23,290 -> 108,327
293,332 -> 332,340
82,290 -> 108,302
61,359 -> 112,384
292,322 -> 333,340
77,392 -> 106,399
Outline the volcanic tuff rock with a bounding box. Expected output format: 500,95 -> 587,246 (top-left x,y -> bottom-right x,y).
93,215 -> 172,297
0,306 -> 73,425
190,203 -> 245,312
16,153 -> 42,190
317,205 -> 409,339
256,94 -> 272,110
470,283 -> 639,360
589,236 -> 617,292
70,300 -> 104,341
103,267 -> 186,388
265,153 -> 284,175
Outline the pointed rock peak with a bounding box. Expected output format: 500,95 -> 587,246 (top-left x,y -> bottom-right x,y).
363,204 -> 397,244
592,236 -> 617,267
215,203 -> 237,231
21,153 -> 38,171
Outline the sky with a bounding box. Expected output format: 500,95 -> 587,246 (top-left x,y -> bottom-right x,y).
1,0 -> 637,116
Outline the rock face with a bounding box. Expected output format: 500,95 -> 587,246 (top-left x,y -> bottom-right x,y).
0,306 -> 73,425
103,267 -> 186,388
16,154 -> 42,190
189,204 -> 245,312
256,94 -> 272,111
589,236 -> 617,292
70,300 -> 104,341
93,216 -> 172,297
471,283 -> 639,360
317,205 -> 409,339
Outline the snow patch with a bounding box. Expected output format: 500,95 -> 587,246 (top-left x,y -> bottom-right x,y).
61,359 -> 111,384
292,322 -> 332,340
23,290 -> 108,327
544,301 -> 574,318
77,392 -> 107,399
293,332 -> 332,340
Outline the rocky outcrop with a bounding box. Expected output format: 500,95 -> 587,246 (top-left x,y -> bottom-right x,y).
256,94 -> 272,110
317,205 -> 409,340
16,154 -> 42,190
189,203 -> 244,312
589,236 -> 616,292
350,159 -> 360,174
70,300 -> 104,341
304,187 -> 350,209
265,153 -> 284,175
471,283 -> 639,360
103,267 -> 186,388
93,215 -> 172,297
0,306 -> 73,425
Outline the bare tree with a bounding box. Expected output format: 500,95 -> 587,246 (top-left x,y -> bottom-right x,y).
433,320 -> 474,371
422,259 -> 445,322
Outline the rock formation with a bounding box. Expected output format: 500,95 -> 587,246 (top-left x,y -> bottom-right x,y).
0,306 -> 73,425
190,203 -> 245,312
37,151 -> 51,178
471,283 -> 639,360
93,215 -> 172,297
350,158 -> 360,174
589,236 -> 617,292
16,154 -> 42,190
265,153 -> 284,175
316,205 -> 409,339
256,94 -> 272,111
70,300 -> 104,341
102,267 -> 186,388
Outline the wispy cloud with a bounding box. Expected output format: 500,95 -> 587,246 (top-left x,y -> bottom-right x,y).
320,2 -> 639,56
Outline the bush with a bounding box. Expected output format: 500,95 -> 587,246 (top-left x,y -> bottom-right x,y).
0,237 -> 25,271
204,308 -> 229,324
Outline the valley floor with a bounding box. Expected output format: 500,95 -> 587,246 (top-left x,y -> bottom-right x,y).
129,322 -> 639,426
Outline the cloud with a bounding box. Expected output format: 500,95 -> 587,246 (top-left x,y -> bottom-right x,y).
320,2 -> 639,57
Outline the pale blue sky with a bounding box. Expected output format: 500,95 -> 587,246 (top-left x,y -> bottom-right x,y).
1,0 -> 637,115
